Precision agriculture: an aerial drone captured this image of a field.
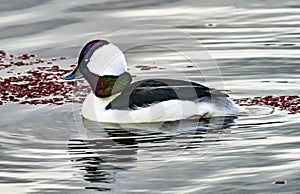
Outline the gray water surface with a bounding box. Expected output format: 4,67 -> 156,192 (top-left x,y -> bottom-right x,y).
0,1 -> 299,193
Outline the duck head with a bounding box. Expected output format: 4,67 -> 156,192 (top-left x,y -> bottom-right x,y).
64,40 -> 132,98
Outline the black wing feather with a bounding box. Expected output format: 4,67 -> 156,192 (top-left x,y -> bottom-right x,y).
105,79 -> 228,110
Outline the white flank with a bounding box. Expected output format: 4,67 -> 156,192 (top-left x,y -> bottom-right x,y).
81,92 -> 245,123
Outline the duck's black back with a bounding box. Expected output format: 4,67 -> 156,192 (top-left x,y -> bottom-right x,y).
105,79 -> 228,110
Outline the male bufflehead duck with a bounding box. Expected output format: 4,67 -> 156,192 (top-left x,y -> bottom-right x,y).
64,39 -> 245,123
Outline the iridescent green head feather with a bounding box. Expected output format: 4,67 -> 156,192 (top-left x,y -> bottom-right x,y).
95,72 -> 132,98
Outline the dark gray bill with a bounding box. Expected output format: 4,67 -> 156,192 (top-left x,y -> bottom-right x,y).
64,67 -> 83,80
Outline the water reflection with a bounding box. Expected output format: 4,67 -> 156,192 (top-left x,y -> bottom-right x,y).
68,116 -> 236,191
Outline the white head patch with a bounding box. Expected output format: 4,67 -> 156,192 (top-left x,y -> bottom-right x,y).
87,43 -> 127,76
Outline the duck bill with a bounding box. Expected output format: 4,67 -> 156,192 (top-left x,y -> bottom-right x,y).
64,67 -> 83,80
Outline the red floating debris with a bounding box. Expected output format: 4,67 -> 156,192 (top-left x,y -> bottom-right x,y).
18,54 -> 34,60
140,66 -> 151,70
0,50 -> 6,56
136,65 -> 158,71
234,95 -> 300,114
14,61 -> 26,66
0,53 -> 90,106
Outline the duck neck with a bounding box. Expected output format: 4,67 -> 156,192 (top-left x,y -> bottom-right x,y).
94,72 -> 132,98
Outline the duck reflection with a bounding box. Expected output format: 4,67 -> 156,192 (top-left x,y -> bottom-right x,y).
68,116 -> 236,191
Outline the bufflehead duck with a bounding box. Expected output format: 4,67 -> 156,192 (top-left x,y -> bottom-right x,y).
64,39 -> 245,123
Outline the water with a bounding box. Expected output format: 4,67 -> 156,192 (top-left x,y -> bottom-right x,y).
0,0 -> 299,193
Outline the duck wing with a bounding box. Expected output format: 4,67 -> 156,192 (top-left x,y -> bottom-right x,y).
105,79 -> 228,110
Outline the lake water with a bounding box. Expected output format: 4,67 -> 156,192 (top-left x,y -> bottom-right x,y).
0,0 -> 299,193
